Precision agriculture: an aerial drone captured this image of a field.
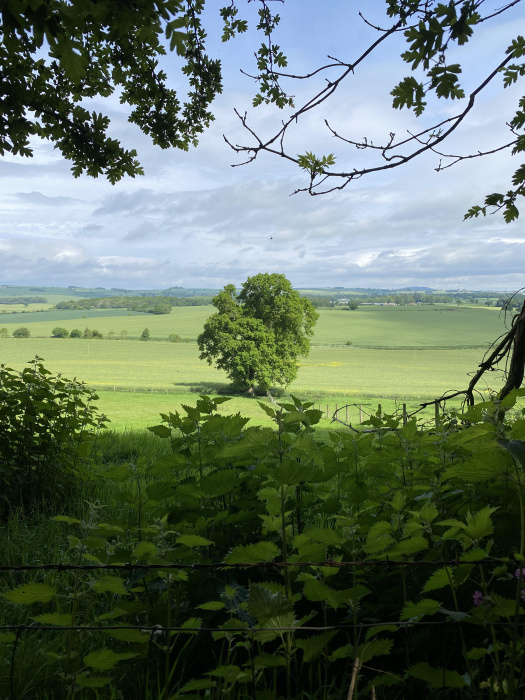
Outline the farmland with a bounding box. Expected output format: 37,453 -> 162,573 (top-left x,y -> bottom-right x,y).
0,303 -> 509,429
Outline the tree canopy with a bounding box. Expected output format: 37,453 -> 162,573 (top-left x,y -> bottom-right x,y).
197,273 -> 318,394
3,1 -> 523,219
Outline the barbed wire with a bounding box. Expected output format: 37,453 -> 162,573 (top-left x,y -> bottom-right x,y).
0,557 -> 503,573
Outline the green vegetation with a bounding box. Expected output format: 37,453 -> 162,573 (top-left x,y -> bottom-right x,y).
2,389 -> 525,698
199,274 -> 318,394
12,327 -> 30,338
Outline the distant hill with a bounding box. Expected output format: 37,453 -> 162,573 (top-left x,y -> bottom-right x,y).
397,286 -> 434,292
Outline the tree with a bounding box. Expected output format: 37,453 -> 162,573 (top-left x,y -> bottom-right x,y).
198,273 -> 318,394
120,330 -> 129,340
91,329 -> 103,338
169,333 -> 183,343
12,327 -> 30,338
51,327 -> 69,338
83,327 -> 93,339
0,328 -> 8,338
141,328 -> 150,341
348,301 -> 359,311
70,328 -> 82,338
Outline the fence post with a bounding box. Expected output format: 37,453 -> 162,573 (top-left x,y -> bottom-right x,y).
378,404 -> 382,418
435,401 -> 440,426
335,403 -> 338,416
403,403 -> 407,425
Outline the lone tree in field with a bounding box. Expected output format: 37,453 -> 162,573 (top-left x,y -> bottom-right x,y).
198,273 -> 318,395
51,327 -> 69,338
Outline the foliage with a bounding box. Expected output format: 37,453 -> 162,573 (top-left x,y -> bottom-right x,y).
12,327 -> 30,338
0,357 -> 106,514
222,2 -> 525,221
169,333 -> 183,342
0,328 -> 8,338
51,327 -> 69,338
70,328 -> 82,338
140,327 -> 150,341
3,391 -> 525,698
198,273 -> 318,393
55,295 -> 212,312
0,296 -> 47,305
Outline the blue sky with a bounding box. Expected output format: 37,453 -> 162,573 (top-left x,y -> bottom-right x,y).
0,1 -> 523,290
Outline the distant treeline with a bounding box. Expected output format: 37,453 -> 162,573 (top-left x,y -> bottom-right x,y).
0,296 -> 47,305
307,291 -> 525,307
55,295 -> 213,313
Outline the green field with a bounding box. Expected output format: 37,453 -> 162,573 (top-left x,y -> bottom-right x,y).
0,304 -> 508,347
0,303 -> 509,430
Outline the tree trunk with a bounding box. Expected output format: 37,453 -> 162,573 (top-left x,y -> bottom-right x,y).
500,301 -> 525,400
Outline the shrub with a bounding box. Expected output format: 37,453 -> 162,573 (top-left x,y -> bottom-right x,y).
168,333 -> 182,343
91,329 -> 103,338
140,327 -> 150,340
83,327 -> 92,338
51,327 -> 69,338
12,327 -> 30,337
0,357 -> 107,514
0,327 -> 8,338
70,328 -> 82,338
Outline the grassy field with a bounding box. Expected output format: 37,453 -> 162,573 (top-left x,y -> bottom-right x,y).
0,304 -> 508,347
0,303 -> 508,430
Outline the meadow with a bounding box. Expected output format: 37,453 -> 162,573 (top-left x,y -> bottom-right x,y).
0,303 -> 508,430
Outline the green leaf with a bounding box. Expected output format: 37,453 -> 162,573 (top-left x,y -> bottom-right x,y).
247,584 -> 293,619
253,653 -> 287,668
83,648 -> 138,671
388,535 -> 428,556
131,542 -> 158,560
198,601 -> 225,611
272,461 -> 318,487
147,424 -> 172,438
50,515 -> 81,524
32,613 -> 72,626
400,598 -> 441,621
176,534 -> 213,547
303,580 -> 345,609
302,527 -> 345,546
177,679 -> 217,693
225,541 -> 281,564
295,630 -> 337,662
423,567 -> 453,593
0,632 -> 16,643
359,638 -> 393,664
463,506 -> 498,540
94,577 -> 127,595
407,661 -> 465,689
3,583 -> 56,605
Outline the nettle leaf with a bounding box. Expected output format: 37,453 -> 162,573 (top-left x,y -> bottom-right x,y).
253,653 -> 287,668
364,521 -> 394,554
3,583 -> 56,605
365,624 -> 397,641
105,627 -> 149,644
83,648 -> 139,671
302,527 -> 345,546
198,601 -> 225,611
295,630 -> 337,662
176,534 -> 213,547
178,678 -> 217,693
50,515 -> 81,525
303,580 -> 344,609
422,567 -> 453,593
358,638 -> 394,664
407,661 -> 465,689
248,584 -> 293,619
388,535 -> 428,556
200,469 -> 237,497
131,542 -> 158,560
272,461 -> 318,487
94,577 -> 127,596
400,598 -> 441,621
147,424 -> 172,438
225,541 -> 281,564
145,481 -> 175,501
0,632 -> 16,644
500,439 -> 525,468
32,613 -> 73,626
463,506 -> 498,541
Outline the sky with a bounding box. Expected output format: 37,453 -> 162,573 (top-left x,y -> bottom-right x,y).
0,0 -> 524,291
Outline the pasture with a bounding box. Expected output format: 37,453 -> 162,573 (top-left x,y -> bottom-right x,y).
0,303 -> 508,347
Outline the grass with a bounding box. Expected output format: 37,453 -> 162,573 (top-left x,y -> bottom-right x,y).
0,304 -> 509,348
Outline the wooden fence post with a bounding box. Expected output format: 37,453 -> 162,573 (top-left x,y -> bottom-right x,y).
378,404 -> 382,418
435,402 -> 440,426
402,403 -> 407,425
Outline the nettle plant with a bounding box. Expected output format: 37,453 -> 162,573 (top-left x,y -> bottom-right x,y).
0,357 -> 107,513
2,392 -> 525,699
